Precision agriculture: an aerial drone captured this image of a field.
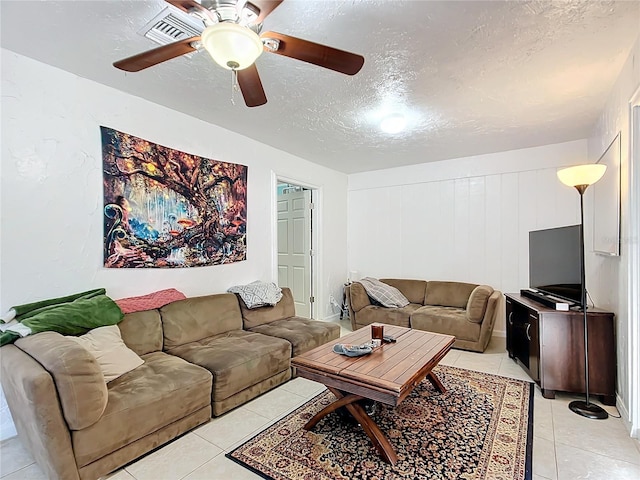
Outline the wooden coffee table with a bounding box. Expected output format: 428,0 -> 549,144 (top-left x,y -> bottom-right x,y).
291,324 -> 455,464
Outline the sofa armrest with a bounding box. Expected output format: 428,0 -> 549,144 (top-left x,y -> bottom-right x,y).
475,291 -> 502,351
348,282 -> 372,312
484,291 -> 501,323
465,285 -> 495,323
347,282 -> 372,330
15,332 -> 108,429
0,344 -> 81,480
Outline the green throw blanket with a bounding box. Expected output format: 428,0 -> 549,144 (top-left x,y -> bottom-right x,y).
0,288 -> 124,346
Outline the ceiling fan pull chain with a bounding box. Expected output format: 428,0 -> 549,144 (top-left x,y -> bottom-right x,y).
230,68 -> 239,105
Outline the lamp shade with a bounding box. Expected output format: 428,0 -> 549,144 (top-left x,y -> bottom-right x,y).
557,164 -> 607,187
201,23 -> 263,70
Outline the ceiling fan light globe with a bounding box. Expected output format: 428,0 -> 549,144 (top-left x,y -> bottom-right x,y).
201,23 -> 263,70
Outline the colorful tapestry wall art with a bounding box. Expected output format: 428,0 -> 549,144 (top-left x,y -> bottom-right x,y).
101,126 -> 247,268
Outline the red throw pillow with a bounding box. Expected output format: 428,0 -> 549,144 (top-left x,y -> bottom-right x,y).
115,289 -> 186,314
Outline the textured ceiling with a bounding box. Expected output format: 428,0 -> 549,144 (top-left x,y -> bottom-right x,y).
1,1 -> 638,173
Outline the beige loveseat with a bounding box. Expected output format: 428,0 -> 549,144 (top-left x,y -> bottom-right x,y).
347,279 -> 500,352
0,287 -> 339,480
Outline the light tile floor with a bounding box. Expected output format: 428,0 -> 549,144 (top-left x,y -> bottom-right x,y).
1,320 -> 639,480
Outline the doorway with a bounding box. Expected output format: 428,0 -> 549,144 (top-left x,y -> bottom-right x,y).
628,89 -> 640,438
276,182 -> 314,318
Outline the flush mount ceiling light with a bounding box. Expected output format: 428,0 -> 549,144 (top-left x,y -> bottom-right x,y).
200,23 -> 264,70
380,114 -> 407,134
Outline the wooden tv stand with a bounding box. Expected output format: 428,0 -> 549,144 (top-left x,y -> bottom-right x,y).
504,293 -> 616,405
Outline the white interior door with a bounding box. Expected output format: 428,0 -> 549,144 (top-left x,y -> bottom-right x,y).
277,189 -> 312,317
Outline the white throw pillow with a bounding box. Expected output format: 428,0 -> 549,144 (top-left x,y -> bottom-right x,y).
67,325 -> 144,383
227,280 -> 283,309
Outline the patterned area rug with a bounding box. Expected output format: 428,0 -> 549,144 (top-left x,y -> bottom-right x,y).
227,365 -> 533,480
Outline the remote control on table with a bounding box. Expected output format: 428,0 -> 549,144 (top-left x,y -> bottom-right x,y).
383,335 -> 396,343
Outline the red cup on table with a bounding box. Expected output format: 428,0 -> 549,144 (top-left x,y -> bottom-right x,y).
371,324 -> 384,347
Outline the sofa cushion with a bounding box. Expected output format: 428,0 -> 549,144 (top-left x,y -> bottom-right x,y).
118,309 -> 163,356
167,330 -> 291,401
238,288 -> 296,329
359,277 -> 410,308
466,285 -> 495,323
380,279 -> 428,305
67,325 -> 144,383
71,351 -> 212,468
425,281 -> 477,308
410,306 -> 481,342
160,293 -> 242,349
15,331 -> 108,430
354,304 -> 422,328
248,317 -> 341,356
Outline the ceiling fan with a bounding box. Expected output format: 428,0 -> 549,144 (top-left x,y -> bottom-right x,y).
113,0 -> 365,107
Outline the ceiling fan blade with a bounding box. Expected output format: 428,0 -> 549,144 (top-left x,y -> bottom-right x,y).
251,0 -> 284,23
261,31 -> 364,75
113,37 -> 199,72
237,64 -> 267,107
165,0 -> 217,22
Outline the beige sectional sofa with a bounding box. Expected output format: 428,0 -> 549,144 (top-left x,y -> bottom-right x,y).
0,287 -> 339,480
347,279 -> 500,352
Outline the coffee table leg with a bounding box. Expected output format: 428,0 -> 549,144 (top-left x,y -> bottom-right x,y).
303,392 -> 363,430
303,387 -> 398,465
426,371 -> 447,393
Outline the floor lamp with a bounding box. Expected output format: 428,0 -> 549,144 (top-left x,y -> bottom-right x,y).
557,163 -> 608,419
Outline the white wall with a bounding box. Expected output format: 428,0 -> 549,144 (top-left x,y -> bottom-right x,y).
0,51 -> 348,439
348,139 -> 590,337
587,34 -> 640,436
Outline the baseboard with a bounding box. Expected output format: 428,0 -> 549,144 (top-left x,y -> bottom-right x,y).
616,395 -> 634,436
321,313 -> 340,322
492,329 -> 506,338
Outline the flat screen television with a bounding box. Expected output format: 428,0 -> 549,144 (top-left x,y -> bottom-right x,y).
529,225 -> 582,305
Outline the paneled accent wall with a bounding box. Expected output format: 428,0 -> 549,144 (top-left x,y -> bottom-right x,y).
348,140 -> 587,335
